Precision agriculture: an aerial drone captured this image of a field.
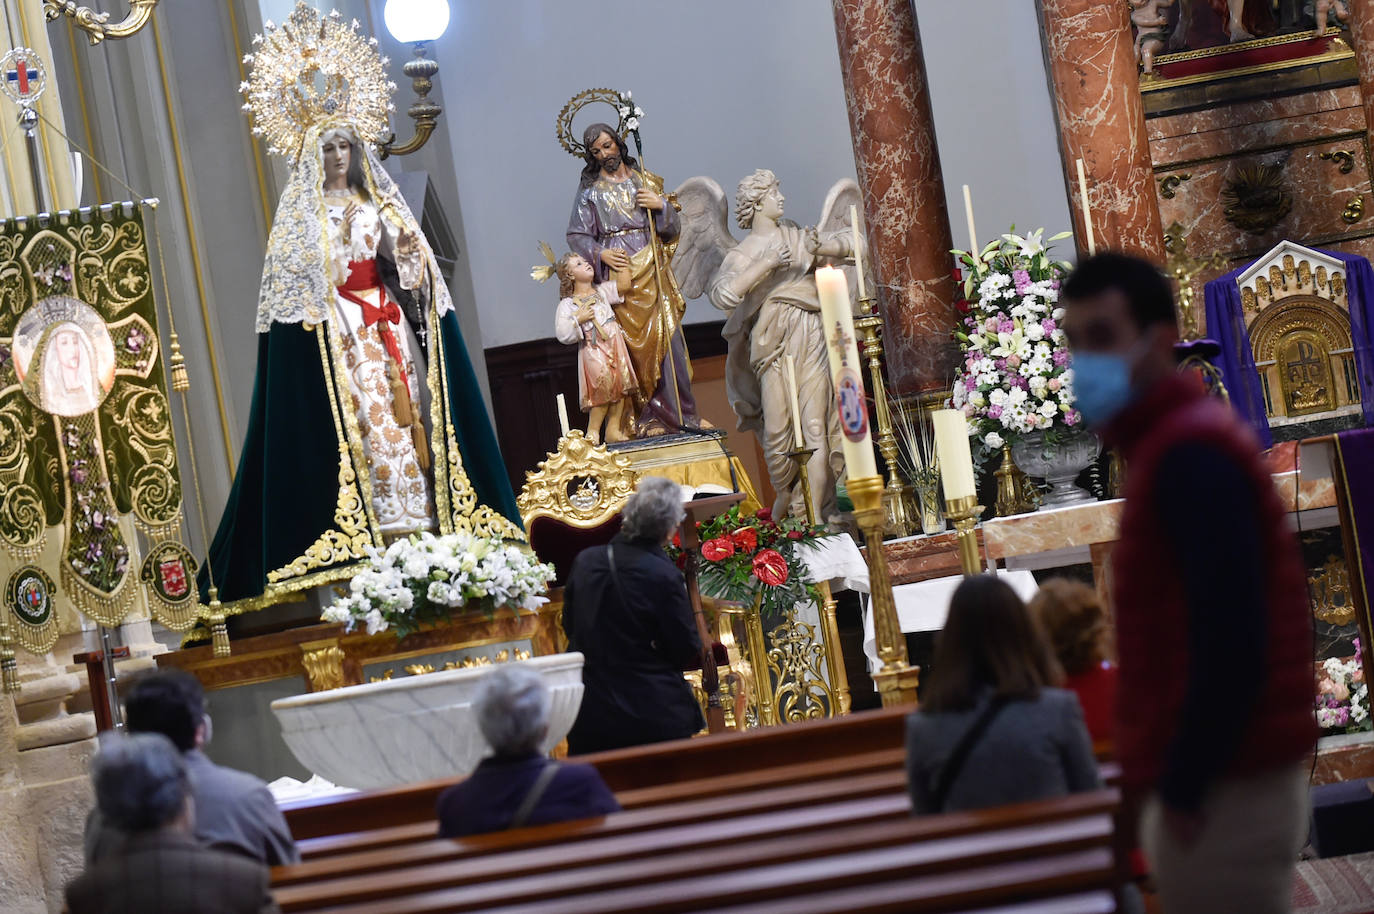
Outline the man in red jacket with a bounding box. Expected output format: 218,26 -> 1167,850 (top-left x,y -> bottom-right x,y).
1062,254 -> 1315,914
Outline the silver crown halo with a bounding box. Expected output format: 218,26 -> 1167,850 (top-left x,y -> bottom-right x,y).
240,2 -> 397,158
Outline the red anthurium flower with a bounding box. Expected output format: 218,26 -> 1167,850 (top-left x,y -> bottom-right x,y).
671,531 -> 682,548
752,549 -> 789,586
701,537 -> 735,562
730,528 -> 758,554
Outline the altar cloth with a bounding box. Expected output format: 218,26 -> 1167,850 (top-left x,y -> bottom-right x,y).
861,570 -> 1040,674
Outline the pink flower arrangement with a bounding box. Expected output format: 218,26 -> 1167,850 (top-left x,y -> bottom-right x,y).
949,228 -> 1079,464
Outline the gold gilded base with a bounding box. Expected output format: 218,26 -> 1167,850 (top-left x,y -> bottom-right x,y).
873,663 -> 920,708
849,474 -> 918,708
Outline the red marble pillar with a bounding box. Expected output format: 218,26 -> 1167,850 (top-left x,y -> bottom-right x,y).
831,0 -> 957,395
1345,1 -> 1374,144
1041,0 -> 1166,263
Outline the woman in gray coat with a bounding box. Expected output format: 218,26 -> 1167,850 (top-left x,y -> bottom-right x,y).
906,576 -> 1101,814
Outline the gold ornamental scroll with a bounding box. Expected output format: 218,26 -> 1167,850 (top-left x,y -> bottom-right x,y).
0,203 -> 196,650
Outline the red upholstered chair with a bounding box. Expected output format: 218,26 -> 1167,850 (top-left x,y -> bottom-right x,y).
516,431 -> 639,587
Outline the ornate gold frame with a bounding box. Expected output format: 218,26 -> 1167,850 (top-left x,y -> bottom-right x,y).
517,431 -> 639,531
43,0 -> 158,45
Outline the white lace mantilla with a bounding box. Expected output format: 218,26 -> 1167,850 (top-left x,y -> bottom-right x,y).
255,122 -> 454,332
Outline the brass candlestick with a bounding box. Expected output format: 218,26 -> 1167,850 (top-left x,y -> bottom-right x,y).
853,297 -> 911,538
945,495 -> 985,578
787,446 -> 852,716
848,474 -> 919,707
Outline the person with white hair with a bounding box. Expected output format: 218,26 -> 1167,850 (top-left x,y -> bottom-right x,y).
66,732 -> 280,914
436,664 -> 619,837
562,475 -> 705,753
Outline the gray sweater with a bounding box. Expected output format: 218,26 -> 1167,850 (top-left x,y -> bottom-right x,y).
906,687 -> 1101,814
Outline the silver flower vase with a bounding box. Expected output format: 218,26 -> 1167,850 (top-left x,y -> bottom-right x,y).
1010,428 -> 1101,511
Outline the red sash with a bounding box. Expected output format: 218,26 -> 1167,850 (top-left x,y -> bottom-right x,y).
337,259 -> 406,382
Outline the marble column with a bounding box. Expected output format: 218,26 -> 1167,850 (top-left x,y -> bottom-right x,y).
1041,0 -> 1166,263
1345,1 -> 1374,146
831,0 -> 957,395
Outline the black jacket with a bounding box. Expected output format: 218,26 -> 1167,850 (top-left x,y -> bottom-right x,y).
562,532 -> 704,754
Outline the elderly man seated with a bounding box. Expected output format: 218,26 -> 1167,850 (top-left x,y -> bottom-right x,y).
84,670 -> 298,866
66,732 -> 280,914
436,664 -> 620,837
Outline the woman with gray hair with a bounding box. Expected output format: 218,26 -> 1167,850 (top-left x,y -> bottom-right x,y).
436,665 -> 619,837
66,732 -> 280,914
562,476 -> 705,753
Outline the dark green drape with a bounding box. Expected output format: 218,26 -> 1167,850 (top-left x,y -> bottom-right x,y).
199,325 -> 340,604
439,309 -> 521,527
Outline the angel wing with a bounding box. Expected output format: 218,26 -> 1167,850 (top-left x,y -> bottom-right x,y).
817,178 -> 862,241
672,176 -> 736,300
816,178 -> 873,291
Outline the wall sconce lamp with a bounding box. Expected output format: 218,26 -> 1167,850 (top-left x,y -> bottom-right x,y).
378,0 -> 450,159
43,0 -> 160,45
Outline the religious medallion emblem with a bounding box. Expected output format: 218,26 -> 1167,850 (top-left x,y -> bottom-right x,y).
835,368 -> 869,443
6,565 -> 54,627
139,541 -> 199,606
0,48 -> 46,107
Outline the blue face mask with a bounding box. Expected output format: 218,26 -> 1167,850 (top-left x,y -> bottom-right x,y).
1071,349 -> 1139,428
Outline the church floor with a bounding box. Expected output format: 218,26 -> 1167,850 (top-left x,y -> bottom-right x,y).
1292,851 -> 1374,913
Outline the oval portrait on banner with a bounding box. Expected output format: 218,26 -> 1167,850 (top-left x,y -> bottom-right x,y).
12,297 -> 117,417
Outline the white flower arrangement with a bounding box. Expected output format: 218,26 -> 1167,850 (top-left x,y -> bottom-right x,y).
321,532 -> 555,638
950,228 -> 1080,466
1316,647 -> 1371,733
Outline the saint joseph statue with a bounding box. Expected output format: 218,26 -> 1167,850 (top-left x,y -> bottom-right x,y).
567,124 -> 701,437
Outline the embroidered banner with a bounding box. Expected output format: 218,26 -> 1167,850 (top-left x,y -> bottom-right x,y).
0,203 -> 194,641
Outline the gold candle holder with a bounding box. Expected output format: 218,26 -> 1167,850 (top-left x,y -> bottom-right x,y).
848,474 -> 919,707
945,495 -> 985,578
786,446 -> 852,716
853,297 -> 911,538
993,445 -> 1035,517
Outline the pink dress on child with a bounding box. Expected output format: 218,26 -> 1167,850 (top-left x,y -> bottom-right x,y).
555,280 -> 638,410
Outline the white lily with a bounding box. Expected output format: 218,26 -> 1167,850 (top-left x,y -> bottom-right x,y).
1001,228 -> 1046,258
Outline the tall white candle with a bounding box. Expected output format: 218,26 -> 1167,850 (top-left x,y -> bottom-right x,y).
850,204 -> 867,301
785,355 -> 804,449
556,393 -> 570,437
932,409 -> 977,501
815,266 -> 879,480
1076,158 -> 1096,256
962,184 -> 978,256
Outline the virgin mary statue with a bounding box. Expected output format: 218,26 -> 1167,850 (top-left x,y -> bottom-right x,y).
202,7 -> 521,613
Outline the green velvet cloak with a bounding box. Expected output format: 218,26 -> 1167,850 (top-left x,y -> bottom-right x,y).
199,310 -> 521,610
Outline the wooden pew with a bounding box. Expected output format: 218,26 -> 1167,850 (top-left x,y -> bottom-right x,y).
276,767 -> 908,893
282,704 -> 911,841
296,744 -> 906,861
278,789 -> 1121,914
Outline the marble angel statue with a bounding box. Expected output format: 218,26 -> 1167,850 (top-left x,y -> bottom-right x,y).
201,5 -> 522,614
673,170 -> 862,523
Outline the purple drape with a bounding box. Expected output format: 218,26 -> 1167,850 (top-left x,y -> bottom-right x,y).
1203,247 -> 1374,448
1335,428 -> 1374,654
1320,250 -> 1374,428
1203,265 -> 1272,448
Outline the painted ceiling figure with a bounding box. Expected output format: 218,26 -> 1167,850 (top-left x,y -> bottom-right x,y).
201,6 -> 522,614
